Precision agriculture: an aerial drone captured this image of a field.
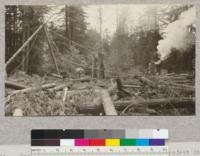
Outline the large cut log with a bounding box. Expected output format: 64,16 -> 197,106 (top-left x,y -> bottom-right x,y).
76,97 -> 103,114
76,97 -> 195,113
12,83 -> 56,94
5,81 -> 28,90
100,89 -> 117,115
115,98 -> 195,110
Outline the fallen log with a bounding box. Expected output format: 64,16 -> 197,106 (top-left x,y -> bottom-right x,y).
123,84 -> 140,88
76,97 -> 195,113
115,98 -> 195,111
49,83 -> 72,92
158,80 -> 194,93
50,73 -> 63,79
5,81 -> 28,90
136,76 -> 157,88
12,83 -> 56,94
172,80 -> 193,84
169,86 -> 195,94
70,77 -> 96,82
100,89 -> 118,115
13,108 -> 23,116
169,82 -> 194,90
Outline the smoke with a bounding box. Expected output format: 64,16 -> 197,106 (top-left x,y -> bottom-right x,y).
157,7 -> 196,61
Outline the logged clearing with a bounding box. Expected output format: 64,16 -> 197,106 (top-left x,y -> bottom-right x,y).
5,5 -> 195,116
5,71 -> 195,116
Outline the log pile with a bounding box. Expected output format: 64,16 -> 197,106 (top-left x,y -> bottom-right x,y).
156,73 -> 195,95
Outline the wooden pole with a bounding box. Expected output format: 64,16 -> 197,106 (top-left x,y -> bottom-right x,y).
44,25 -> 60,75
25,24 -> 31,73
98,7 -> 103,79
6,24 -> 44,68
92,56 -> 95,78
65,5 -> 71,47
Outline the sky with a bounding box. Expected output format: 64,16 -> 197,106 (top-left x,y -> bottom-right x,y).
83,5 -> 147,36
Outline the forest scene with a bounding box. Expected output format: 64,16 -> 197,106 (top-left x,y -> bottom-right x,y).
5,4 -> 195,116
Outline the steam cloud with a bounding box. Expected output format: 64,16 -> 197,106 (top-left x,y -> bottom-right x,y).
157,7 -> 196,61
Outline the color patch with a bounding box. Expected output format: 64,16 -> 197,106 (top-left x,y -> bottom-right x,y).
31,139 -> 44,146
75,139 -> 90,146
43,139 -> 60,146
65,130 -> 84,139
31,130 -> 63,139
84,130 -> 99,138
135,139 -> 149,146
149,139 -> 165,146
120,139 -> 136,146
105,139 -> 120,146
60,139 -> 74,146
89,139 -> 105,146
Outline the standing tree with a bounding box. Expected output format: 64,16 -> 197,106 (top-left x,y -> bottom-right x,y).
5,5 -> 49,74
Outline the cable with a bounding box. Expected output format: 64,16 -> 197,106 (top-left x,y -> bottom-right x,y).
48,30 -> 94,62
49,30 -> 96,53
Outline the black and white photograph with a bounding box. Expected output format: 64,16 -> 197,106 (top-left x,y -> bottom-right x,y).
5,4 -> 195,116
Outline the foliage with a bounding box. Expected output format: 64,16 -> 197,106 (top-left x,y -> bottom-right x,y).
5,5 -> 49,74
5,5 -> 195,76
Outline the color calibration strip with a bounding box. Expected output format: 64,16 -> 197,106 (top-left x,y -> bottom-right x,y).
31,129 -> 168,147
31,129 -> 168,139
32,138 -> 165,146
